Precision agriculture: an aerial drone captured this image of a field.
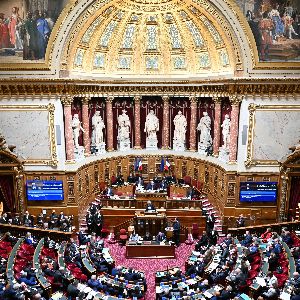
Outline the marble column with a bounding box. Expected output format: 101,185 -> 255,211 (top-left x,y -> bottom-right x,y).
134,96 -> 141,149
162,96 -> 170,149
106,96 -> 114,151
81,97 -> 91,155
61,96 -> 74,161
189,96 -> 198,151
229,95 -> 241,162
213,97 -> 222,156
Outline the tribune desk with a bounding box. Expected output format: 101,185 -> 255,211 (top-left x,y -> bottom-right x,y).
126,241 -> 175,259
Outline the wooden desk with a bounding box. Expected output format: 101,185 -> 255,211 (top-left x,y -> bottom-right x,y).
134,213 -> 167,236
126,242 -> 175,258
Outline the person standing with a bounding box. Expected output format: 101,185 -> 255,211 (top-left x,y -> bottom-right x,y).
206,211 -> 216,234
173,217 -> 180,246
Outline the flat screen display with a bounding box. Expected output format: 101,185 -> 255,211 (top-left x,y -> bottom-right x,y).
26,180 -> 64,201
239,182 -> 277,202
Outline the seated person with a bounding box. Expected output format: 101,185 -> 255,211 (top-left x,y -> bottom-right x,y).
145,200 -> 156,212
24,232 -> 36,246
261,227 -> 273,242
127,173 -> 136,184
136,175 -> 144,187
144,231 -> 152,241
236,214 -> 245,227
129,232 -> 140,242
106,186 -> 114,197
116,173 -> 124,186
146,180 -> 156,191
160,179 -> 167,190
187,186 -> 198,199
156,231 -> 166,242
166,174 -> 177,184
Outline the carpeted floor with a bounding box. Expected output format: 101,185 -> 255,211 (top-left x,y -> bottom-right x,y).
105,241 -> 195,300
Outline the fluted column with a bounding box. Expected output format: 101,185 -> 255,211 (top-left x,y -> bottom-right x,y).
162,96 -> 170,149
61,96 -> 74,161
213,97 -> 222,156
106,96 -> 114,151
229,95 -> 241,162
134,96 -> 141,149
189,96 -> 197,151
81,97 -> 91,155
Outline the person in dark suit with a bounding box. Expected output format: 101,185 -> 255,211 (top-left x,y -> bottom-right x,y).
236,214 -> 245,227
241,230 -> 253,247
173,217 -> 180,246
144,232 -> 152,241
208,228 -> 219,246
146,180 -> 156,191
23,211 -> 34,227
156,232 -> 166,242
206,211 -> 216,233
49,209 -> 58,229
145,200 -> 156,212
136,175 -> 144,187
195,231 -> 209,251
127,173 -> 136,184
67,280 -> 80,299
116,173 -> 124,186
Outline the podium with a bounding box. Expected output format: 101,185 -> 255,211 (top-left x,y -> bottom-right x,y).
134,210 -> 167,237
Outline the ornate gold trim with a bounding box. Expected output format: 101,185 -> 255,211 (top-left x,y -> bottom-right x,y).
245,104 -> 300,168
0,104 -> 57,166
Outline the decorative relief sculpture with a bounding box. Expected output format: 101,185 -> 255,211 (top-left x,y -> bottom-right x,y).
72,114 -> 85,159
219,114 -> 231,163
117,109 -> 131,151
144,110 -> 159,149
197,112 -> 212,155
91,111 -> 106,155
173,111 -> 187,151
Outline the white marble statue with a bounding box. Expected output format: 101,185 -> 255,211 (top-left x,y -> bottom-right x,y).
173,111 -> 187,143
145,110 -> 159,140
72,114 -> 84,149
117,109 -> 131,142
197,112 -> 212,148
91,111 -> 105,145
221,114 -> 231,149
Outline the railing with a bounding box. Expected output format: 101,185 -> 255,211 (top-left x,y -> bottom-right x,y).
0,223 -> 73,242
113,218 -> 135,237
228,220 -> 300,240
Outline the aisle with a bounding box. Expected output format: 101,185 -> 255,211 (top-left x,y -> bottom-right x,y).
105,242 -> 195,300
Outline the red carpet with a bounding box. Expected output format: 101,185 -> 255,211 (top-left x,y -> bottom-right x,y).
105,241 -> 195,299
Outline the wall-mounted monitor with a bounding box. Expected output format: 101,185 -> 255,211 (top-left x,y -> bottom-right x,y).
239,182 -> 277,203
26,180 -> 64,201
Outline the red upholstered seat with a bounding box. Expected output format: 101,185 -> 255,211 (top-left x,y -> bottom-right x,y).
183,176 -> 191,185
119,229 -> 127,244
192,223 -> 200,239
116,191 -> 123,196
248,270 -> 258,280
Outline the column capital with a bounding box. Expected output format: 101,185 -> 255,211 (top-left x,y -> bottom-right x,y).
189,96 -> 198,103
61,95 -> 73,106
81,96 -> 91,104
212,96 -> 222,104
134,95 -> 142,102
229,94 -> 243,105
162,95 -> 169,103
106,96 -> 114,103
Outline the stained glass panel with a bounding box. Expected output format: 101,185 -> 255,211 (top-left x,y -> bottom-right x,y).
146,56 -> 159,69
118,56 -> 131,69
169,24 -> 182,49
74,49 -> 84,67
219,49 -> 229,66
173,56 -> 186,69
199,16 -> 223,44
99,20 -> 117,47
147,25 -> 158,50
186,21 -> 204,48
122,24 -> 136,49
199,52 -> 211,68
81,16 -> 103,44
93,53 -> 105,68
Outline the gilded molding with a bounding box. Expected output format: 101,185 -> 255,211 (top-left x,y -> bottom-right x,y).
0,104 -> 57,167
245,104 -> 300,168
61,95 -> 74,106
81,96 -> 91,104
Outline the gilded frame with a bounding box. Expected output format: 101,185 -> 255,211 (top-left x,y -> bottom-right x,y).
0,104 -> 57,166
245,104 -> 300,167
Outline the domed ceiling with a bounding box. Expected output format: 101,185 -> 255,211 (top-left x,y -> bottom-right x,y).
64,0 -> 242,78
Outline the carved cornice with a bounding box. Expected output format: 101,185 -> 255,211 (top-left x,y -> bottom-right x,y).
212,96 -> 222,104
0,79 -> 299,96
229,94 -> 243,105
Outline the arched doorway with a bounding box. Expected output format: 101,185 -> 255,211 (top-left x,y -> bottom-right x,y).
0,149 -> 24,214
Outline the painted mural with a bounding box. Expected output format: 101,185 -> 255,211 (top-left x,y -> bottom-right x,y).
236,0 -> 300,61
0,0 -> 68,64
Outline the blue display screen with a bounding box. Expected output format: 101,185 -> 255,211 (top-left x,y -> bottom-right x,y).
26,180 -> 64,201
239,182 -> 277,202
